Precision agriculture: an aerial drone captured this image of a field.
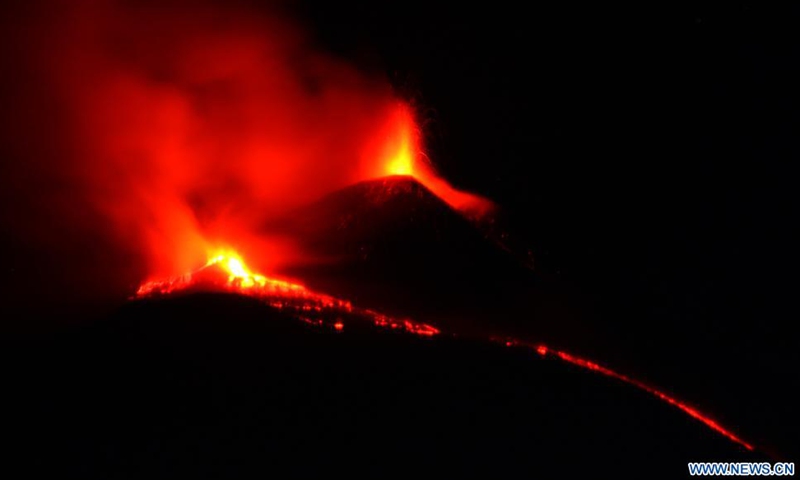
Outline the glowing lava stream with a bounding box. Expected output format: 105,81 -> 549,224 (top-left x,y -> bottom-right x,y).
365,108 -> 759,450
501,340 -> 755,451
136,251 -> 753,453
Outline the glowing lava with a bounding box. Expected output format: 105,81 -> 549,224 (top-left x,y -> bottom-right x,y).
501,339 -> 754,452
135,250 -> 440,338
383,106 -> 415,176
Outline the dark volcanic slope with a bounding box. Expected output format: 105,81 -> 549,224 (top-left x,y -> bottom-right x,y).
5,294 -> 761,478
267,176 -> 563,338
271,175 -> 519,279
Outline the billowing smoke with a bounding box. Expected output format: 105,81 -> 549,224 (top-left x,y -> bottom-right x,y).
0,0 -> 491,322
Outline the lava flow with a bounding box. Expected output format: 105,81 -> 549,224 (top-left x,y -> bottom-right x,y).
501,339 -> 755,451
135,250 -> 439,338
136,253 -> 753,453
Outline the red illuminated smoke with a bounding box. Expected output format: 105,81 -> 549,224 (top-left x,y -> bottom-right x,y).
1,0 -> 490,287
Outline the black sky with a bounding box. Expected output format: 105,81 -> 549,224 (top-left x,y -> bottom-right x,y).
289,0 -> 798,456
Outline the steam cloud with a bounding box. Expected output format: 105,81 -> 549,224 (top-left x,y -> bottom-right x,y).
1,0 -> 418,314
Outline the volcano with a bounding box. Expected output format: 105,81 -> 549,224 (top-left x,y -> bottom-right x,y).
2,174 -> 762,477
1,1 -> 789,474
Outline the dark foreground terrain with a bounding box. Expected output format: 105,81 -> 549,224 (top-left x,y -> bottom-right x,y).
3,293 -> 762,478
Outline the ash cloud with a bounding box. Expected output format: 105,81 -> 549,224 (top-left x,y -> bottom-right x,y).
0,0 -> 408,319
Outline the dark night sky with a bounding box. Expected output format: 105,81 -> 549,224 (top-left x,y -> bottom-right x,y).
292,0 -> 798,456
0,0 -> 797,458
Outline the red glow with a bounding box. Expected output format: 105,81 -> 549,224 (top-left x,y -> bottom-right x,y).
505,339 -> 754,451
3,1 -> 493,286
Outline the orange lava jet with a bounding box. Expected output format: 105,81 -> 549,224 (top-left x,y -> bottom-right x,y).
136,250 -> 439,338
369,103 -> 494,216
501,339 -> 755,452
